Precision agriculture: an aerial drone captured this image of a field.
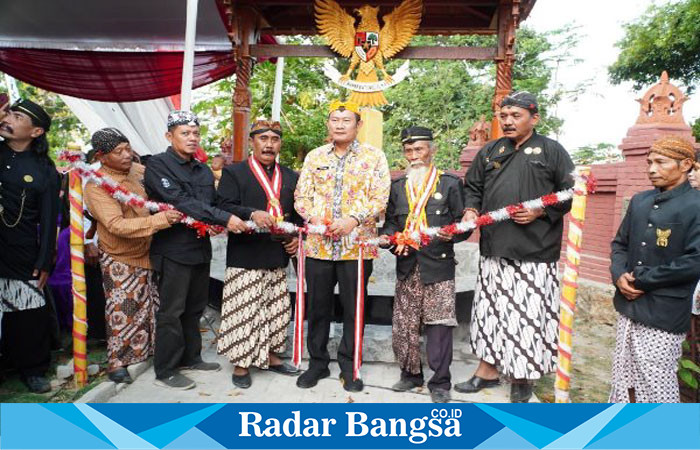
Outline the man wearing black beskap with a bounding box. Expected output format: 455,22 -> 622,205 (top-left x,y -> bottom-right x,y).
0,98 -> 59,394
216,119 -> 302,389
145,110 -> 248,390
459,92 -> 575,402
609,136 -> 700,403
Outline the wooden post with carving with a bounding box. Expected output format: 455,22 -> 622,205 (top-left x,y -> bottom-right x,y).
233,54 -> 253,162
227,5 -> 258,162
491,0 -> 519,140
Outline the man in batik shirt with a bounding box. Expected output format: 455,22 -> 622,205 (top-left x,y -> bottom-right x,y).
294,101 -> 390,392
380,126 -> 466,403
609,136 -> 700,403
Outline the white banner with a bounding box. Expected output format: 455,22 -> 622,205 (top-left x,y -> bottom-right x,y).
322,60 -> 411,93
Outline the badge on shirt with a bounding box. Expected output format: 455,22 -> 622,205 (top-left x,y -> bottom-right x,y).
493,162 -> 501,169
433,192 -> 443,200
532,147 -> 542,155
161,178 -> 171,188
23,175 -> 33,183
524,147 -> 533,155
656,228 -> 671,247
498,146 -> 505,154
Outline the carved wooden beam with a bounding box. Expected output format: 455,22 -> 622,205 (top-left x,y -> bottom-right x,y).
250,44 -> 497,60
492,0 -> 520,139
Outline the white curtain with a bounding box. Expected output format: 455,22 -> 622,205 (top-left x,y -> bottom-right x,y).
60,95 -> 173,155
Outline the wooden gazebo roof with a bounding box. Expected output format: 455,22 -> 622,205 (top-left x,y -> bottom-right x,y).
240,0 -> 536,36
221,0 -> 538,160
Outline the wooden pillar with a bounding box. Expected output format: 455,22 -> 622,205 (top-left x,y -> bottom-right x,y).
491,0 -> 519,140
233,54 -> 253,161
230,6 -> 258,162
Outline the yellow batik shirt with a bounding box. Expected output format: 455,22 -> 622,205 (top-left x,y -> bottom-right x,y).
294,140 -> 391,260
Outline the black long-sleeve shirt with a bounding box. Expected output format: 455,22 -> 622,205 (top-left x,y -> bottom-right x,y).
216,161 -> 302,270
144,147 -> 231,267
381,173 -> 467,284
610,182 -> 700,334
0,142 -> 58,280
463,131 -> 575,263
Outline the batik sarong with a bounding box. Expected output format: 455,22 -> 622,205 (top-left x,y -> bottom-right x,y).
393,265 -> 457,375
217,267 -> 290,368
99,253 -> 159,371
609,314 -> 685,403
0,277 -> 45,339
470,256 -> 559,380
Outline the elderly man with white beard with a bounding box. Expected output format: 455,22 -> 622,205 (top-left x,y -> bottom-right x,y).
379,126 -> 467,403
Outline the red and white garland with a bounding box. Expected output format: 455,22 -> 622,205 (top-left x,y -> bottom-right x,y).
60,150 -> 225,237
245,171 -> 595,249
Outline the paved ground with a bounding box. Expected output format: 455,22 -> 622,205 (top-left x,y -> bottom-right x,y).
108,324 -> 535,404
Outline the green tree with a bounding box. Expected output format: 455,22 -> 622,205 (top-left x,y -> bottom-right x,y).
609,0 -> 700,92
571,142 -> 621,165
193,36 -> 344,169
609,0 -> 700,140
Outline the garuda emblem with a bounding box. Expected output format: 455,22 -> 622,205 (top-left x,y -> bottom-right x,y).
315,0 -> 423,107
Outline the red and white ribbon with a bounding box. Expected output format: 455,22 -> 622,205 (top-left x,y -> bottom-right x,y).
248,156 -> 283,219
292,229 -> 306,369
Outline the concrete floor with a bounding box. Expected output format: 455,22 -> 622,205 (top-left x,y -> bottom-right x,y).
107,323 -> 534,404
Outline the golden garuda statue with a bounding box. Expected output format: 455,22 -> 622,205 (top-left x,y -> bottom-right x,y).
315,0 -> 422,107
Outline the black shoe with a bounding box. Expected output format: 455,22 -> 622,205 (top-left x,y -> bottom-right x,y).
391,378 -> 423,392
154,373 -> 196,390
180,361 -> 221,373
454,375 -> 500,394
232,372 -> 252,389
510,382 -> 533,403
430,388 -> 451,403
23,375 -> 51,394
339,372 -> 364,392
296,368 -> 331,389
108,368 -> 133,384
268,362 -> 300,376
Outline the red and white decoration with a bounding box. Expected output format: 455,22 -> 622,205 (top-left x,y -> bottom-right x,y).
247,156 -> 283,219
60,150 -> 225,237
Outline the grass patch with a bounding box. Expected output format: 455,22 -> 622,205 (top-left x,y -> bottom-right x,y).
0,340 -> 109,403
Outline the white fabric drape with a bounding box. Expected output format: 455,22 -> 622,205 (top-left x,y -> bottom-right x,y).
60,95 -> 173,155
